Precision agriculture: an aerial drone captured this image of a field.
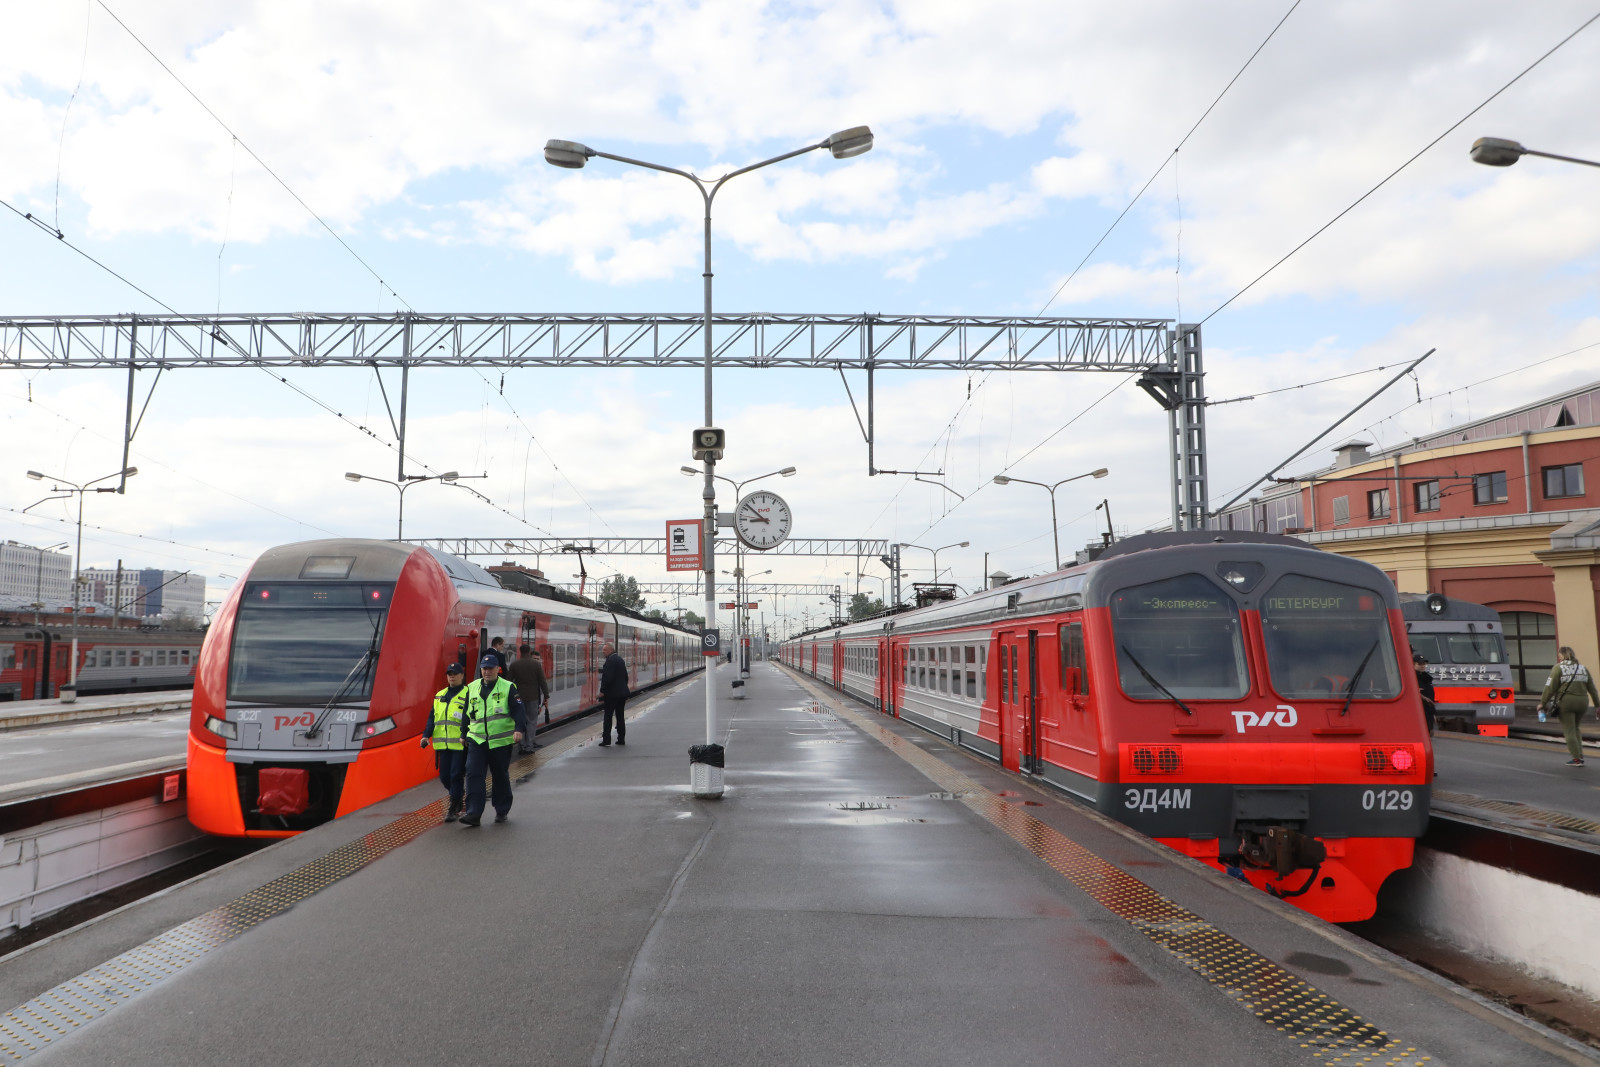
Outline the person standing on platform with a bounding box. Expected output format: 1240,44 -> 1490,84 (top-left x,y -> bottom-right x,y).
1411,651 -> 1436,735
1541,646 -> 1599,767
420,662 -> 470,821
461,654 -> 528,826
488,636 -> 510,671
507,643 -> 551,753
598,641 -> 629,747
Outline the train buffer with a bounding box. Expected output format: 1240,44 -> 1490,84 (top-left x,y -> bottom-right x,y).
0,664 -> 1585,1065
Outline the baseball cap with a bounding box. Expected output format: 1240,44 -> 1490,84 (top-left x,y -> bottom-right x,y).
446,662 -> 465,674
479,654 -> 500,669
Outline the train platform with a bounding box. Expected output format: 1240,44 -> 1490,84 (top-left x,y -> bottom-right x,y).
1432,732 -> 1600,848
0,709 -> 188,806
0,692 -> 189,734
0,664 -> 1588,1065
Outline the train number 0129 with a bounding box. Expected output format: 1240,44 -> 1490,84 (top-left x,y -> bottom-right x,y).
1361,788 -> 1414,812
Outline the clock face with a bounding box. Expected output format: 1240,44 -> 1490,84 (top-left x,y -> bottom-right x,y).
735,490 -> 793,550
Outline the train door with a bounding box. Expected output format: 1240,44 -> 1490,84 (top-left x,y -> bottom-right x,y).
1057,620 -> 1097,762
998,631 -> 1022,771
1024,630 -> 1041,774
876,638 -> 889,713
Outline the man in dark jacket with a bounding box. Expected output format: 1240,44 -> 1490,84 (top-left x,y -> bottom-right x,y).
506,643 -> 552,752
1412,650 -> 1436,735
599,641 -> 629,747
487,636 -> 510,671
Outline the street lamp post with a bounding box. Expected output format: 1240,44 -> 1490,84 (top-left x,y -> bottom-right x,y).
899,541 -> 970,586
683,465 -> 795,682
25,467 -> 137,700
550,129 -> 872,780
1470,137 -> 1600,169
345,470 -> 484,541
992,467 -> 1110,570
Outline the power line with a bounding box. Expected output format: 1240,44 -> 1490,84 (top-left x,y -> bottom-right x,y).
1038,0 -> 1303,315
1200,8 -> 1600,326
0,506 -> 253,563
0,196 -> 178,313
1208,360 -> 1408,405
93,0 -> 410,309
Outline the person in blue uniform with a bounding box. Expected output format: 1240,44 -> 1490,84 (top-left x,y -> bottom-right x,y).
460,654 -> 529,826
420,662 -> 470,821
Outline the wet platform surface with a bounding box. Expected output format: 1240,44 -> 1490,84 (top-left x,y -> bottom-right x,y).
1432,732 -> 1600,847
0,712 -> 187,803
0,664 -> 1589,1065
0,692 -> 189,734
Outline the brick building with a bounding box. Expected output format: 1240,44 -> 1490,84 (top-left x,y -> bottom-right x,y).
1211,381 -> 1600,695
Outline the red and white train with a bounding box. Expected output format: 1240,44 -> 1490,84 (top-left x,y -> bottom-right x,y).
0,622 -> 203,702
781,531 -> 1432,923
187,538 -> 703,838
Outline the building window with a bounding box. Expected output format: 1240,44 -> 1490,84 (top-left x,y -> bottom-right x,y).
1332,495 -> 1350,525
1473,471 -> 1508,505
1543,463 -> 1585,499
1413,480 -> 1441,512
1367,488 -> 1390,519
1500,611 -> 1556,694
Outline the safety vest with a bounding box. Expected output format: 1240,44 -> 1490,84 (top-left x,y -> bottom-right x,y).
431,686 -> 469,751
465,677 -> 518,748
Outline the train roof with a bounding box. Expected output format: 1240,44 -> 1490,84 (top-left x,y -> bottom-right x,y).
1397,592 -> 1501,622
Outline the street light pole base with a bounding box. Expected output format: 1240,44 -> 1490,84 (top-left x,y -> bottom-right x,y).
689,743 -> 725,799
58,685 -> 77,704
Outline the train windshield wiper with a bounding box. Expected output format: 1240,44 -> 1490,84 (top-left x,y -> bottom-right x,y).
1339,640 -> 1380,717
1120,645 -> 1194,716
304,621 -> 383,739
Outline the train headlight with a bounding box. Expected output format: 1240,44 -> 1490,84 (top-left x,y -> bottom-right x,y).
353,717 -> 396,741
203,716 -> 238,740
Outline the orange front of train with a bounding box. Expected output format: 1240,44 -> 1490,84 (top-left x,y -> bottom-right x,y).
187,540 -> 452,838
1080,540 -> 1431,923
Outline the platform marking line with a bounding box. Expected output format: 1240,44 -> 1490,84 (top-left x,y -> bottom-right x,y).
0,716 -> 611,1062
1433,789 -> 1600,836
800,683 -> 1435,1067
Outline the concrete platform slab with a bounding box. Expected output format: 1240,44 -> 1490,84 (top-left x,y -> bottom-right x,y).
0,664 -> 1586,1066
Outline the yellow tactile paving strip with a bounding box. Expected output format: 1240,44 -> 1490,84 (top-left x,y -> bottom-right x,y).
790,672 -> 1435,1067
1433,789 -> 1600,837
0,677 -> 685,1063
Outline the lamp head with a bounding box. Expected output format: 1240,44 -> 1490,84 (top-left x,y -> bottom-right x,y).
345,472 -> 362,482
1470,136 -> 1525,167
957,541 -> 970,548
680,466 -> 700,476
1091,468 -> 1109,478
779,467 -> 797,476
544,139 -> 595,169
122,466 -> 138,477
992,475 -> 1011,485
26,470 -> 43,481
441,471 -> 459,482
824,126 -> 874,159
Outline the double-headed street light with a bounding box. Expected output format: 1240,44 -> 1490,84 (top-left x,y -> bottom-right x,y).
551,129 -> 872,773
25,467 -> 138,699
1470,137 -> 1600,170
345,470 -> 485,541
899,540 -> 969,586
992,467 -> 1110,570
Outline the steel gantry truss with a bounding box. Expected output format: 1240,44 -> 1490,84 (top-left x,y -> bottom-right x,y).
0,312 -> 1209,530
420,536 -> 891,558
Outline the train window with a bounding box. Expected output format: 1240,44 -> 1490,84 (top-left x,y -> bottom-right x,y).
1408,634 -> 1445,663
24,649 -> 36,668
1444,633 -> 1506,664
966,669 -> 976,698
1010,646 -> 1020,700
1,647 -> 13,670
1260,574 -> 1401,701
82,650 -> 95,669
1000,647 -> 1010,703
182,649 -> 192,665
228,582 -> 389,704
979,648 -> 987,700
156,650 -> 167,666
1059,622 -> 1089,696
115,650 -> 127,668
938,669 -> 948,693
1112,574 -> 1249,700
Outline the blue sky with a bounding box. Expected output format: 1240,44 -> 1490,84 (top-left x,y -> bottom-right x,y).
2,1 -> 1599,632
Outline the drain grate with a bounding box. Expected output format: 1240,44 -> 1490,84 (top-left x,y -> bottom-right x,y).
1433,790 -> 1600,836
0,723 -> 595,1061
802,679 -> 1433,1067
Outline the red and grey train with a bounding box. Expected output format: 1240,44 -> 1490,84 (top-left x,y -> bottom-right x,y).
187,539 -> 703,838
0,622 -> 203,702
1399,593 -> 1515,736
782,531 -> 1432,923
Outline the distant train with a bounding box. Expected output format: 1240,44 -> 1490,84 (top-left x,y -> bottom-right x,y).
781,531 -> 1433,924
0,623 -> 203,701
187,539 -> 704,838
1399,593 -> 1515,736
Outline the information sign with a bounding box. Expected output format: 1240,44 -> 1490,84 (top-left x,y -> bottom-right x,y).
665,519 -> 702,572
701,629 -> 722,657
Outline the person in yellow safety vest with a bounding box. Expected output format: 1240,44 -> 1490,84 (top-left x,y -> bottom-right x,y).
420,662 -> 471,821
459,654 -> 530,827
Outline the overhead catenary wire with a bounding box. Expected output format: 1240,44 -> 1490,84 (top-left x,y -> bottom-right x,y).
92,0 -> 411,310
1199,8 -> 1600,327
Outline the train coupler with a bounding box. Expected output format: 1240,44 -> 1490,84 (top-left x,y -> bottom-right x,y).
1238,826 -> 1327,878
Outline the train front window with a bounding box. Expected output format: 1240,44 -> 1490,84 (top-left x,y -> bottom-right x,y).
1111,574 -> 1249,701
1261,575 -> 1400,700
228,583 -> 392,704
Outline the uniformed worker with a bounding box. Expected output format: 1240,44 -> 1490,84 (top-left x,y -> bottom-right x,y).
1540,645 -> 1600,767
420,661 -> 470,822
460,654 -> 529,826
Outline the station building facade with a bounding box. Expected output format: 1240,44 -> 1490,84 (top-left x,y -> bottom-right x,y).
1210,381 -> 1600,695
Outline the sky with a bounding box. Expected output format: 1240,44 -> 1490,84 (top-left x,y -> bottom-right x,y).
2,1 -> 1598,636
